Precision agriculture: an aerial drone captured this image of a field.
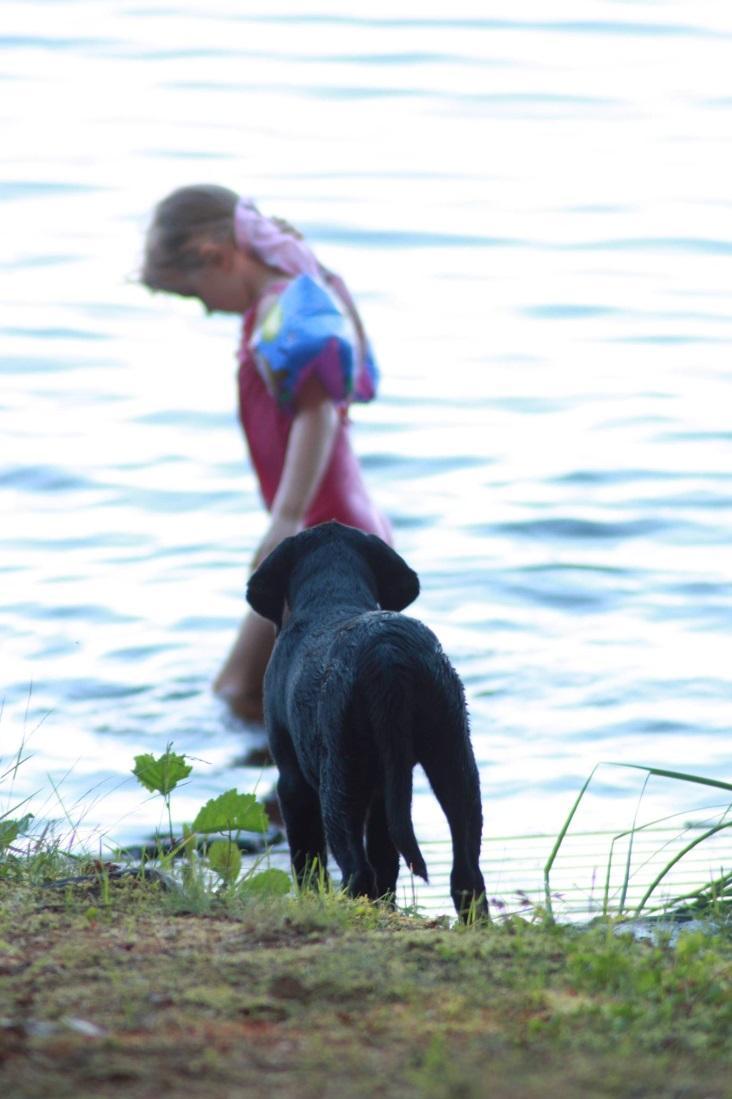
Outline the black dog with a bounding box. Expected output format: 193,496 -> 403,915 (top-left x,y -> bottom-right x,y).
246,521 -> 487,919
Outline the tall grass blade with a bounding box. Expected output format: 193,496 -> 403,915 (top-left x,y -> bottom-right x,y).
642,870 -> 732,917
602,804 -> 729,916
544,764 -> 598,921
612,763 -> 732,794
549,762 -> 732,921
617,772 -> 650,914
633,820 -> 732,916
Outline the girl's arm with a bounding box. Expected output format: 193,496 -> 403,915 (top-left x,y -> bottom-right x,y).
214,376 -> 338,715
251,374 -> 339,568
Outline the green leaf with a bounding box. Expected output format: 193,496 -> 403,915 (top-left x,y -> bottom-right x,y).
0,813 -> 33,852
242,868 -> 291,897
208,840 -> 242,885
133,747 -> 192,796
192,789 -> 268,835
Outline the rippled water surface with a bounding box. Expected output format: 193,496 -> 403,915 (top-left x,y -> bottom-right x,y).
2,2 -> 731,899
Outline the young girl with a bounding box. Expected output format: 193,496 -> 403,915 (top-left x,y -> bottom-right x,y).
142,184 -> 391,722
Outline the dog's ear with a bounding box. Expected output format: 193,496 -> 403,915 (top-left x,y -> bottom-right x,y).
246,536 -> 297,628
362,534 -> 420,611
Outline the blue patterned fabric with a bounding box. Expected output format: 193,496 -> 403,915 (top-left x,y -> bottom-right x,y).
251,275 -> 378,409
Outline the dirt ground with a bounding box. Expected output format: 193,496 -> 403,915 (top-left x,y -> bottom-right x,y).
1,882 -> 731,1098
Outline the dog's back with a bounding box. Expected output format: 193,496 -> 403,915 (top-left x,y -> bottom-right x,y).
308,611 -> 466,880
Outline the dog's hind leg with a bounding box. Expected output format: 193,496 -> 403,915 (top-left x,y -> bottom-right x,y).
366,796 -> 400,904
269,723 -> 328,887
419,722 -> 487,920
320,761 -> 376,900
278,770 -> 329,888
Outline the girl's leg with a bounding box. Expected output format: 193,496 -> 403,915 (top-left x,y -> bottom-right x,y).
213,609 -> 275,723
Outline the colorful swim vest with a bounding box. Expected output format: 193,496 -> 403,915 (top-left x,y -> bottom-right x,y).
250,274 -> 378,410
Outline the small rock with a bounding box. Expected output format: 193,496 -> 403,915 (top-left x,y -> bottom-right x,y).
63,1017 -> 107,1038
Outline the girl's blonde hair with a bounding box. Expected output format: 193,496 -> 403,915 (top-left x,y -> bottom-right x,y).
142,185 -> 367,346
142,184 -> 240,290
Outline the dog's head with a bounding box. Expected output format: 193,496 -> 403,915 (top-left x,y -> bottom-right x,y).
246,522 -> 419,629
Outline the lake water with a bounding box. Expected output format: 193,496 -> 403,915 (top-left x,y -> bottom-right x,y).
2,1 -> 731,913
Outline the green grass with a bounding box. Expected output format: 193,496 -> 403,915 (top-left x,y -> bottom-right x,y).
544,762 -> 732,922
0,877 -> 731,1098
2,744 -> 731,1096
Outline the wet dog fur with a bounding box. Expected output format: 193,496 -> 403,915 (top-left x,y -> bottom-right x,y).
246,521 -> 487,919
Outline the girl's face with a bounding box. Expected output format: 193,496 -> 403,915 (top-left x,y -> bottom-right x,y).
149,239 -> 270,315
172,265 -> 247,315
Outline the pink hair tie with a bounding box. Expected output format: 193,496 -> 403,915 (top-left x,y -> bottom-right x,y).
234,197 -> 320,277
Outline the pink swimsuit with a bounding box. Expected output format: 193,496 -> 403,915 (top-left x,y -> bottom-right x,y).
237,284 -> 392,543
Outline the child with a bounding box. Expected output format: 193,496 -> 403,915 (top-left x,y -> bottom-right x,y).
142,184 -> 391,722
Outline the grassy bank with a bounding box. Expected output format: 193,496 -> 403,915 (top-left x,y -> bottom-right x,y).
2,747 -> 731,1096
1,876 -> 731,1099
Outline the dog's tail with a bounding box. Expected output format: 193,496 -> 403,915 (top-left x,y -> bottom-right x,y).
366,651 -> 428,883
